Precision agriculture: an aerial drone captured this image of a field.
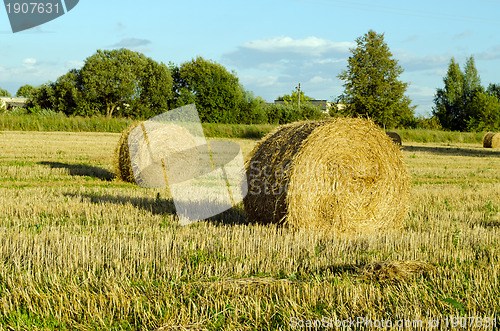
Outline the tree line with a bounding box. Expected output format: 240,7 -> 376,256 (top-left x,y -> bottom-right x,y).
2,30 -> 499,130
2,49 -> 323,124
433,56 -> 500,131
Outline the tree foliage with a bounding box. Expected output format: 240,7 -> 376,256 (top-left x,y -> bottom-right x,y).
16,84 -> 36,98
277,89 -> 313,105
79,49 -> 173,118
0,88 -> 12,97
337,30 -> 415,128
28,49 -> 173,118
433,56 -> 499,131
171,57 -> 244,123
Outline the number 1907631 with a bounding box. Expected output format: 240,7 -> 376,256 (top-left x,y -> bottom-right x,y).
5,2 -> 60,14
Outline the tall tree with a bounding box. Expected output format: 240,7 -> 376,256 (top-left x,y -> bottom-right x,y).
433,56 -> 484,131
337,30 -> 415,128
433,58 -> 465,131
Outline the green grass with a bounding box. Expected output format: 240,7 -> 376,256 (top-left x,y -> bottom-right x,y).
0,112 -> 489,143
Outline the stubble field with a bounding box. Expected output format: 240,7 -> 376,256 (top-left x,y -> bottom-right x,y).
0,130 -> 499,330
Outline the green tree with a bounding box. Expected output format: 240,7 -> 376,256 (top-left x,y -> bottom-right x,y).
433,56 -> 484,131
337,30 -> 415,128
239,90 -> 267,124
487,83 -> 500,100
173,57 -> 244,123
277,89 -> 312,105
79,48 -> 173,118
467,91 -> 500,131
28,84 -> 54,110
52,69 -> 80,115
0,88 -> 12,97
16,84 -> 36,98
433,58 -> 465,131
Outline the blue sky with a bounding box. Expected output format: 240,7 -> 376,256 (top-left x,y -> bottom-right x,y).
2,0 -> 500,116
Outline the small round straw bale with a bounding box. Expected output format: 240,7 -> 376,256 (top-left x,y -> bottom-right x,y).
115,121 -> 198,186
385,131 -> 402,146
482,132 -> 496,148
244,118 -> 410,236
493,133 -> 500,148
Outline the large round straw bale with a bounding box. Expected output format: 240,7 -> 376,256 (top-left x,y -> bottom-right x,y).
244,118 -> 410,236
385,131 -> 402,146
115,121 -> 198,186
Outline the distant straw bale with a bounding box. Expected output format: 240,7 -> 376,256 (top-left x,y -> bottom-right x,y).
115,121 -> 198,186
493,133 -> 500,149
385,131 -> 402,146
482,132 -> 496,148
243,118 -> 410,236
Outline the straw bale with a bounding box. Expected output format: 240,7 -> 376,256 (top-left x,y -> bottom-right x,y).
491,133 -> 500,149
115,121 -> 198,186
385,131 -> 402,146
482,132 -> 496,148
243,118 -> 410,236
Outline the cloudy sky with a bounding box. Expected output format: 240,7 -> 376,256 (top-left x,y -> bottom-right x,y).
2,0 -> 500,116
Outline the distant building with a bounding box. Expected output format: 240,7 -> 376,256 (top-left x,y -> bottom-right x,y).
0,97 -> 28,110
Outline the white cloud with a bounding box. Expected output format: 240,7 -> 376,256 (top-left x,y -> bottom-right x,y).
111,38 -> 152,48
240,36 -> 354,57
22,58 -> 37,68
221,36 -> 354,101
308,76 -> 333,84
240,74 -> 280,88
65,60 -> 84,70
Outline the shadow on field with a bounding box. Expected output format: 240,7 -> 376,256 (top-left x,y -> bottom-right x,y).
403,145 -> 500,158
39,161 -> 115,181
66,192 -> 176,215
66,192 -> 249,225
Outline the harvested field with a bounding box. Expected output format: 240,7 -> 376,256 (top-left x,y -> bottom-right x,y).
0,131 -> 499,330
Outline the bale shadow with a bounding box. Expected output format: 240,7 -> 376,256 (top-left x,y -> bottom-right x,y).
66,191 -> 248,225
402,145 -> 500,158
65,192 -> 176,215
39,161 -> 115,181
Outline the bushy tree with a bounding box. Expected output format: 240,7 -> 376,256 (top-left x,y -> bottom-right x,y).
337,30 -> 415,128
16,84 -> 36,98
172,57 -> 244,123
467,91 -> 500,131
264,104 -> 323,124
238,90 -> 268,124
0,88 -> 12,97
277,90 -> 312,105
79,48 -> 173,118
